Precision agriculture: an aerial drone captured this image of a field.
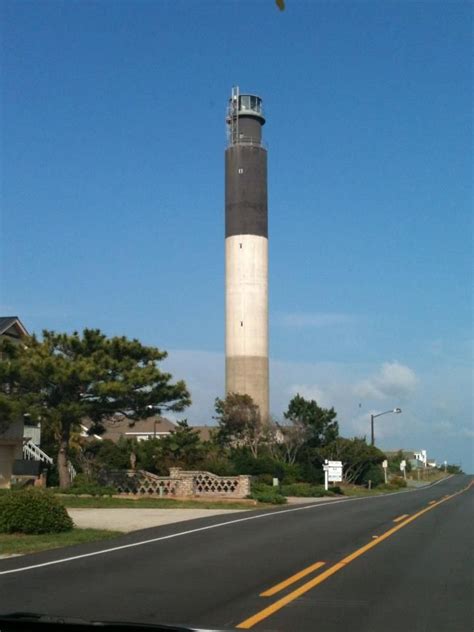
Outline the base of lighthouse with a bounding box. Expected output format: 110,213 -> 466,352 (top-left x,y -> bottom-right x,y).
225,356 -> 269,423
225,233 -> 268,422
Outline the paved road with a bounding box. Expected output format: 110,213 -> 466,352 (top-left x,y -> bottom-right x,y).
1,475 -> 472,631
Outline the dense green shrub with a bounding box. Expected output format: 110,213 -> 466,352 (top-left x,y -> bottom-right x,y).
250,482 -> 287,504
361,465 -> 385,488
0,488 -> 73,534
231,451 -> 287,480
388,476 -> 407,488
254,473 -> 275,486
251,490 -> 287,504
281,482 -> 319,497
298,462 -> 325,485
198,456 -> 234,477
280,482 -> 343,497
55,474 -> 117,496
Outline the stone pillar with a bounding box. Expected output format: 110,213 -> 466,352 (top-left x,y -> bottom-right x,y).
237,475 -> 251,498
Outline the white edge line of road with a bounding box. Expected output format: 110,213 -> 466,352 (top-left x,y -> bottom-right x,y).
0,474 -> 454,576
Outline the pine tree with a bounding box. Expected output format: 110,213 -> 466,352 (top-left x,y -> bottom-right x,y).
0,329 -> 191,487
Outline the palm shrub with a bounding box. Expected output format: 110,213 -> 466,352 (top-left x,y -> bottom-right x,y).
0,488 -> 73,534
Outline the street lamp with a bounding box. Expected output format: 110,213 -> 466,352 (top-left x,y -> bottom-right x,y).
370,408 -> 402,446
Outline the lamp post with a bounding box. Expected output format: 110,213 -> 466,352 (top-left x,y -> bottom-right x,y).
370,408 -> 402,446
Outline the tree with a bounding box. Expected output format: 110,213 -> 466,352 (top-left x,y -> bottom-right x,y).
284,394 -> 339,449
159,420 -> 203,469
214,393 -> 263,457
0,329 -> 191,488
275,418 -> 310,465
320,437 -> 385,485
388,449 -> 412,474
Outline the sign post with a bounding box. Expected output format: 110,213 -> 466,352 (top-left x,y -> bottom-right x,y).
323,460 -> 343,490
400,459 -> 407,480
382,459 -> 388,484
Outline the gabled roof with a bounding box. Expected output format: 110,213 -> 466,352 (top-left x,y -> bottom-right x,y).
82,415 -> 176,442
0,316 -> 29,337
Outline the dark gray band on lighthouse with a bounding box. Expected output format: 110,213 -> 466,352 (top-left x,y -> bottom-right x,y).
225,145 -> 267,238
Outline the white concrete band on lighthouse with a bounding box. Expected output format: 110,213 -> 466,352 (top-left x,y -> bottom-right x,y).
225,87 -> 269,422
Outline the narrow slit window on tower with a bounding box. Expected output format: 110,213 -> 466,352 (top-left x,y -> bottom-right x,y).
240,321 -> 243,327
239,243 -> 242,249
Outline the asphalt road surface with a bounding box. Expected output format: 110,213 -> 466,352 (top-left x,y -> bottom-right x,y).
1,475 -> 472,632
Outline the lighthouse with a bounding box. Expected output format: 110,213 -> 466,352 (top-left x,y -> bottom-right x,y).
225,87 -> 269,422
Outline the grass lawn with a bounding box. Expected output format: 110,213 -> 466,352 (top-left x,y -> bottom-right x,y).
0,528 -> 121,556
57,496 -> 255,510
340,485 -> 401,497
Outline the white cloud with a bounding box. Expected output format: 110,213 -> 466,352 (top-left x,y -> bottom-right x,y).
353,362 -> 418,401
279,312 -> 353,328
432,420 -> 474,439
287,384 -> 329,408
162,349 -> 224,424
160,349 -> 472,471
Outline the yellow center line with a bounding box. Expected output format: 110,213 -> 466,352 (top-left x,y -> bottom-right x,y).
260,561 -> 325,597
428,500 -> 436,505
393,514 -> 409,522
236,481 -> 473,629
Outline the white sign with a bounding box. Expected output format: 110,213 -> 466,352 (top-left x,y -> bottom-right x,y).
323,460 -> 343,483
400,460 -> 406,471
382,460 -> 388,469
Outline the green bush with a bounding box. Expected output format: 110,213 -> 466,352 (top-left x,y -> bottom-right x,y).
281,482 -> 319,497
59,474 -> 117,496
361,465 -> 385,488
0,488 -> 74,534
280,482 -> 342,497
230,451 -> 287,480
251,490 -> 287,504
254,473 -> 275,486
249,482 -> 287,504
388,476 -> 407,488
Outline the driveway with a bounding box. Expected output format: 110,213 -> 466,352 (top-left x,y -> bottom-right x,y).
67,507 -> 246,532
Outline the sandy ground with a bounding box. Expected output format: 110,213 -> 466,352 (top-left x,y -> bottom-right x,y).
67,508 -> 246,532
68,497 -> 344,532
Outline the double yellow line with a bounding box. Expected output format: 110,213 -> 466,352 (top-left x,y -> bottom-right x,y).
237,480 -> 473,629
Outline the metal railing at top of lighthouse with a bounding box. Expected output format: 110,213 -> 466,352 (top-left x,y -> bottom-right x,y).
226,87 -> 266,149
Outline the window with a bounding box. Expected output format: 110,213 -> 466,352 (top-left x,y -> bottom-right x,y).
240,95 -> 250,110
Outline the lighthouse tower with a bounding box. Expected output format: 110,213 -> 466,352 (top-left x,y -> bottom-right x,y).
225,87 -> 269,422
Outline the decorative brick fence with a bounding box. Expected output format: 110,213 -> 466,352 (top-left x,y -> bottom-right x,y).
99,467 -> 250,499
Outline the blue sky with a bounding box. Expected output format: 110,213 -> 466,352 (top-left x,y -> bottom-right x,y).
1,1 -> 472,470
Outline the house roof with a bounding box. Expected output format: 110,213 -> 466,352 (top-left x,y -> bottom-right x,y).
82,415 -> 176,442
0,316 -> 29,338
